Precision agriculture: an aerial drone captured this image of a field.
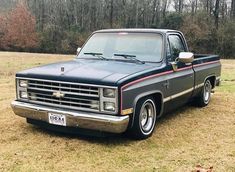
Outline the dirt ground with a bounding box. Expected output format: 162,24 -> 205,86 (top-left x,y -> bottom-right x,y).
0,52 -> 234,172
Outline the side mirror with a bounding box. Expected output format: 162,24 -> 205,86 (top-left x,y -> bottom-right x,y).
178,52 -> 194,63
77,47 -> 81,55
170,52 -> 194,72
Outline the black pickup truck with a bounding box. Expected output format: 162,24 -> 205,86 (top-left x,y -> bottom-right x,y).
11,29 -> 221,139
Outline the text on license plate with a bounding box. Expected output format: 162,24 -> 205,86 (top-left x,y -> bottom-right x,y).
48,113 -> 66,126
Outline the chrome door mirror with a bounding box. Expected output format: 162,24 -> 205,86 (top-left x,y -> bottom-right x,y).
178,52 -> 194,63
77,47 -> 81,55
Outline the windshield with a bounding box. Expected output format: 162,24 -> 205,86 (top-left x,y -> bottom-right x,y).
77,32 -> 163,62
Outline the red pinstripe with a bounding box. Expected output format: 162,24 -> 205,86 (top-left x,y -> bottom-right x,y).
120,60 -> 220,112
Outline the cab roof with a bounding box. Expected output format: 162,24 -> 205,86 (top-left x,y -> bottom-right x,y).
94,28 -> 180,34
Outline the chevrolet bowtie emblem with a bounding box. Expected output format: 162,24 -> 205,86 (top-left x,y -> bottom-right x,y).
61,67 -> 65,72
61,67 -> 65,75
52,91 -> 65,98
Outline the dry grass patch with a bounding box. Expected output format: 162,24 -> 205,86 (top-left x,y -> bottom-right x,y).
0,52 -> 234,172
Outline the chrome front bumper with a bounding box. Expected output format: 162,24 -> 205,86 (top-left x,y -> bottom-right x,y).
11,101 -> 129,134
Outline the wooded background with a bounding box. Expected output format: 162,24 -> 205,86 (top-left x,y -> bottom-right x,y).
0,0 -> 234,58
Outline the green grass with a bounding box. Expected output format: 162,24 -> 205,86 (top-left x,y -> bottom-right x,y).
217,60 -> 235,93
217,81 -> 235,92
0,52 -> 234,172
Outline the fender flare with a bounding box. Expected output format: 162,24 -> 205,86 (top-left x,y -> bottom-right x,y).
204,75 -> 216,88
129,90 -> 164,128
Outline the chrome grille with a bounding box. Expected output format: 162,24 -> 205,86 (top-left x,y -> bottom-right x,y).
27,79 -> 100,111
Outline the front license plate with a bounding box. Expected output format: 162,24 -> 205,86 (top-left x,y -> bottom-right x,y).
48,113 -> 66,126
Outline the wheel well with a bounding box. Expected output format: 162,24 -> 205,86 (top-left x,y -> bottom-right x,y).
129,92 -> 163,129
207,76 -> 216,89
136,93 -> 163,118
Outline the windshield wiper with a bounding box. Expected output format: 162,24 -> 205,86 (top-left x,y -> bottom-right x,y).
84,52 -> 107,60
113,53 -> 145,64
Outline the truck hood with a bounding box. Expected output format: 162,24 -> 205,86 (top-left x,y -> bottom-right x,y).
16,59 -> 158,85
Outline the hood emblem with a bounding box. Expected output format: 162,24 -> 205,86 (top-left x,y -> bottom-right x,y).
52,91 -> 65,98
61,67 -> 65,74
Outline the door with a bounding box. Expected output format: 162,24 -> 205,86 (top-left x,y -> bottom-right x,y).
165,34 -> 194,110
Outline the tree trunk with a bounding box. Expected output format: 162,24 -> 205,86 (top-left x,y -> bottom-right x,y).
151,0 -> 157,25
214,0 -> 220,29
110,0 -> 114,28
179,0 -> 183,13
209,0 -> 213,15
231,0 -> 235,18
40,0 -> 45,31
162,0 -> 167,18
81,0 -> 84,29
135,0 -> 139,27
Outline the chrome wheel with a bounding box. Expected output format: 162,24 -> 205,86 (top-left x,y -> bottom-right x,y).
203,80 -> 212,104
139,99 -> 156,135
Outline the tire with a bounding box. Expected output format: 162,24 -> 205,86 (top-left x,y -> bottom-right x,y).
130,96 -> 157,140
196,79 -> 212,107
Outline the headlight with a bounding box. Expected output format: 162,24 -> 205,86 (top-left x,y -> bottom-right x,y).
100,88 -> 117,113
19,80 -> 28,87
103,88 -> 115,98
103,102 -> 115,112
19,91 -> 28,99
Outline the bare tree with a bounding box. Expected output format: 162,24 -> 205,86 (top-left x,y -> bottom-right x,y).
109,0 -> 114,28
173,0 -> 184,13
0,0 -> 234,57
214,0 -> 220,29
135,0 -> 139,27
231,0 -> 235,18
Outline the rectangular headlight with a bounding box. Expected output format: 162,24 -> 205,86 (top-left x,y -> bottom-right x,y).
103,102 -> 115,112
19,91 -> 28,99
19,80 -> 28,88
103,88 -> 115,98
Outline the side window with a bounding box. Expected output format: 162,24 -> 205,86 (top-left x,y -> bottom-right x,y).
168,35 -> 186,61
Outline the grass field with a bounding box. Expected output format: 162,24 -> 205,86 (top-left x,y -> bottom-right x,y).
0,52 -> 234,172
